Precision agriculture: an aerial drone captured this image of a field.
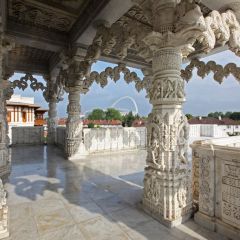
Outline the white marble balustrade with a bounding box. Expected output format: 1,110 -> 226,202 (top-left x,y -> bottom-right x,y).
191,136 -> 240,240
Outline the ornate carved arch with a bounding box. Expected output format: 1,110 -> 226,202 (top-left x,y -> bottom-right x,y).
84,63 -> 149,92
181,58 -> 240,84
10,73 -> 47,92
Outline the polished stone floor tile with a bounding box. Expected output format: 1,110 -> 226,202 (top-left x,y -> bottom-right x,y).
32,198 -> 65,215
78,216 -> 130,240
109,206 -> 152,228
34,208 -> 74,234
95,195 -> 129,213
5,145 -> 229,240
66,201 -> 105,223
39,224 -> 86,240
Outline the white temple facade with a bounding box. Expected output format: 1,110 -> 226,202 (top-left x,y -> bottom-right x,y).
0,0 -> 240,239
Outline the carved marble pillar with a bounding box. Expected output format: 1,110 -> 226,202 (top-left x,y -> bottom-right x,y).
0,48 -> 13,181
142,47 -> 191,227
65,87 -> 84,159
43,74 -> 59,144
47,98 -> 58,144
0,84 -> 11,181
140,0 -> 206,227
0,29 -> 13,239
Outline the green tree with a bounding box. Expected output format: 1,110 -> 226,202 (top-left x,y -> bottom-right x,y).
88,109 -> 105,120
88,123 -> 95,128
105,108 -> 122,120
229,112 -> 240,120
225,111 -> 232,118
208,112 -> 224,118
185,114 -> 193,120
122,111 -> 135,127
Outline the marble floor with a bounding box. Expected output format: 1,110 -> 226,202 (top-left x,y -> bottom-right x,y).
5,145 -> 228,240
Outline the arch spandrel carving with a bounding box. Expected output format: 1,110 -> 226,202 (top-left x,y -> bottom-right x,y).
10,73 -> 46,92
84,63 -> 146,93
181,58 -> 240,84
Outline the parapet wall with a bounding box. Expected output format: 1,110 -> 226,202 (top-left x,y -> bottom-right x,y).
191,136 -> 240,240
11,126 -> 45,145
56,126 -> 146,153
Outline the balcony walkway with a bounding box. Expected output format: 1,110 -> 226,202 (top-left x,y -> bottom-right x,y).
5,146 -> 227,240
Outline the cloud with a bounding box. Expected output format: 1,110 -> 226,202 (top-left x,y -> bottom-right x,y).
9,51 -> 240,117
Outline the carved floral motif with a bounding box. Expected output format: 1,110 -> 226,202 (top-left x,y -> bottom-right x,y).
11,73 -> 46,91
8,0 -> 75,32
85,63 -> 145,92
199,156 -> 213,215
181,58 -> 240,84
198,10 -> 240,56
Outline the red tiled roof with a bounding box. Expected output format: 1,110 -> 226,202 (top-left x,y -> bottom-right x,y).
83,119 -> 122,125
188,117 -> 240,125
58,118 -> 67,125
132,119 -> 146,127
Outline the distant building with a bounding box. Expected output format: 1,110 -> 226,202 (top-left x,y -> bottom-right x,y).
58,118 -> 67,126
132,119 -> 146,127
189,117 -> 240,136
6,95 -> 48,127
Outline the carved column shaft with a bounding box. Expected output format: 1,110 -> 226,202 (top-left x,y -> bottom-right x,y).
0,31 -> 11,238
0,88 -> 9,178
65,88 -> 83,158
0,51 -> 12,181
143,47 -> 191,227
47,99 -> 58,144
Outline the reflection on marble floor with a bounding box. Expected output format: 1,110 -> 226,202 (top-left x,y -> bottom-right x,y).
5,145 -> 227,240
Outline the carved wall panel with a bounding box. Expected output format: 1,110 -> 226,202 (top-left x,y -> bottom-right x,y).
192,138 -> 240,238
221,160 -> 240,229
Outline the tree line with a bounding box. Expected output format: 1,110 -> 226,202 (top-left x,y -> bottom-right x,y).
87,108 -> 142,127
186,112 -> 240,120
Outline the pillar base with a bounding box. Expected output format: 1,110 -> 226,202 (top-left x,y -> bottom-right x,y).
194,212 -> 240,240
139,202 -> 193,228
66,143 -> 89,161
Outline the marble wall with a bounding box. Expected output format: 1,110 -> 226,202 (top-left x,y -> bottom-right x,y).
56,126 -> 146,153
191,136 -> 240,240
11,126 -> 45,145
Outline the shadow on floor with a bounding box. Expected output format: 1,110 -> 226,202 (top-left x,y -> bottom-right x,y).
5,145 -> 227,240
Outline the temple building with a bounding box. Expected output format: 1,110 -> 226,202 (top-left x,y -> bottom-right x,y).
0,0 -> 240,239
6,95 -> 47,127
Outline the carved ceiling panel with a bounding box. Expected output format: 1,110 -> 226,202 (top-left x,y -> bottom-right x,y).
7,0 -> 88,32
118,3 -> 211,28
7,44 -> 55,73
9,44 -> 55,62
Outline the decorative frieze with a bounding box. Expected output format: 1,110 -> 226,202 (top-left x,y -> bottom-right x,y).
181,58 -> 240,84
85,63 -> 145,92
11,73 -> 46,91
8,0 -> 76,32
198,9 -> 240,56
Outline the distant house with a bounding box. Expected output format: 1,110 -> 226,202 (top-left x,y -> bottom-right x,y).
132,119 -> 146,127
6,95 -> 47,127
58,118 -> 67,126
189,117 -> 240,135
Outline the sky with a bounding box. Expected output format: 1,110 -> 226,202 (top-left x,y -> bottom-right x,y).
11,50 -> 240,117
